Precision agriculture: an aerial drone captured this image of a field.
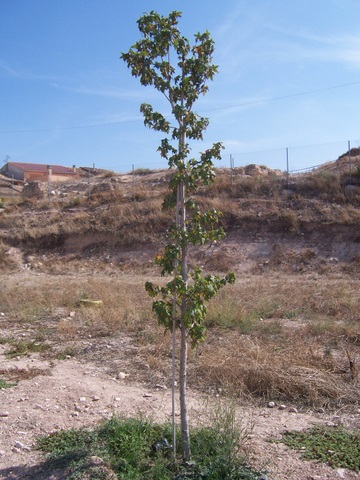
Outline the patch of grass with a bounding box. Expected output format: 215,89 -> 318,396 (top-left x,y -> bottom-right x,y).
0,378 -> 16,389
6,340 -> 51,358
37,414 -> 263,480
281,425 -> 360,472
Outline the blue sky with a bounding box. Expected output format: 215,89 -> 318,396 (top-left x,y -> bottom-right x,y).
1,0 -> 360,173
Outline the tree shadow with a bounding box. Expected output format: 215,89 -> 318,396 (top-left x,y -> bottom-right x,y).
0,452 -> 82,479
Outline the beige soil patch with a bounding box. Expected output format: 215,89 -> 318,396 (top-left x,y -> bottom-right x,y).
0,354 -> 359,480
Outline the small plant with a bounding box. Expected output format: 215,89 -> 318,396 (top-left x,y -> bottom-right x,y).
281,425 -> 360,472
0,378 -> 16,389
5,340 -> 51,358
37,414 -> 262,480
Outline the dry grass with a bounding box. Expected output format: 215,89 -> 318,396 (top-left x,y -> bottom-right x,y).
0,166 -> 359,407
0,270 -> 358,407
191,334 -> 358,406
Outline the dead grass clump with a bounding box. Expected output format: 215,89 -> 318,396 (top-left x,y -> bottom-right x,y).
293,171 -> 344,201
0,242 -> 19,271
0,367 -> 51,382
265,245 -> 318,272
192,335 -> 358,405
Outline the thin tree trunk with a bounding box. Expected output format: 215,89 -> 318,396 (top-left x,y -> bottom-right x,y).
179,178 -> 191,462
171,183 -> 181,457
179,309 -> 190,462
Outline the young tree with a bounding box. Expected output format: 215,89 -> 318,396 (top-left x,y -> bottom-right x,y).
121,11 -> 235,463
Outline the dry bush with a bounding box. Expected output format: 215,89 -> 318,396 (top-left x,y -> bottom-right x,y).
191,333 -> 358,405
293,171 -> 343,201
0,241 -> 19,271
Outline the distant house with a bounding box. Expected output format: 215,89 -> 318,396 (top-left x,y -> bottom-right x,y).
0,162 -> 80,182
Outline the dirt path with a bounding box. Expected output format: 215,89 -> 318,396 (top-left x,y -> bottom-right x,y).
0,354 -> 359,480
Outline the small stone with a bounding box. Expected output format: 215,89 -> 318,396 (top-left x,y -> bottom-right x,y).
71,412 -> 79,417
69,311 -> 76,317
14,441 -> 25,449
35,404 -> 44,410
325,421 -> 336,427
89,455 -> 104,466
74,404 -> 82,412
92,395 -> 100,401
278,404 -> 287,410
267,401 -> 276,408
337,468 -> 346,479
0,411 -> 9,417
114,397 -> 121,402
143,393 -> 153,398
79,397 -> 87,402
117,372 -> 128,380
317,407 -> 325,414
288,407 -> 298,413
155,384 -> 167,390
0,312 -> 4,317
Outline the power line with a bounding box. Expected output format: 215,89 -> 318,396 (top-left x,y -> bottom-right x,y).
206,80 -> 360,112
1,79 -> 360,134
231,138 -> 360,157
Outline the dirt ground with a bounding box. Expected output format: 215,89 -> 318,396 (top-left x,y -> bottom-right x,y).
0,349 -> 359,480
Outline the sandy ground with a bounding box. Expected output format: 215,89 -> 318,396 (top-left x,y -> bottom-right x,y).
0,353 -> 359,480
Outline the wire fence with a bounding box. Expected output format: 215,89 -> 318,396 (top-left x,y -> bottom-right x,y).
104,139 -> 360,177
2,139 -> 359,205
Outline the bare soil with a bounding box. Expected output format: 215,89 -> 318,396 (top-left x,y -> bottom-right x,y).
0,334 -> 359,479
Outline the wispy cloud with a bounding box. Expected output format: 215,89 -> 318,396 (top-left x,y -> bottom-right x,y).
213,3 -> 360,77
264,27 -> 360,69
0,60 -> 73,82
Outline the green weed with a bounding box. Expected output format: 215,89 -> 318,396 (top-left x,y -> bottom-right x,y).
281,425 -> 360,472
0,378 -> 16,389
6,340 -> 51,358
37,414 -> 263,480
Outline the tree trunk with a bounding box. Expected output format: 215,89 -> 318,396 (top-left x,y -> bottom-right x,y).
179,178 -> 191,462
180,302 -> 190,462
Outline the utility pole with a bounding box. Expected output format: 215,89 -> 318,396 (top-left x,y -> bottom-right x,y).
88,168 -> 91,201
348,140 -> 352,183
47,165 -> 52,203
132,164 -> 135,202
230,154 -> 234,184
286,147 -> 289,188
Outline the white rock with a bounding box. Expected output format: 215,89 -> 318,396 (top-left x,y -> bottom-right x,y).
90,455 -> 104,466
288,407 -> 298,413
14,441 -> 25,449
79,397 -> 87,402
92,395 -> 100,401
155,384 -> 167,390
0,411 -> 9,417
267,401 -> 276,408
278,405 -> 287,410
117,372 -> 128,380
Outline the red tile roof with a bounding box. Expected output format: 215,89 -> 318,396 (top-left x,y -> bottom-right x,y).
8,162 -> 77,175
